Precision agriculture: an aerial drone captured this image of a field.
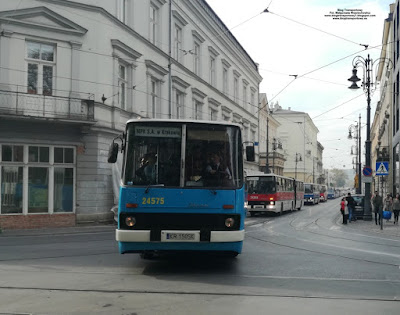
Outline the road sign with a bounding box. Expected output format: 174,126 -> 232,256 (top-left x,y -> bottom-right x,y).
376,161 -> 389,176
362,166 -> 372,176
362,176 -> 373,183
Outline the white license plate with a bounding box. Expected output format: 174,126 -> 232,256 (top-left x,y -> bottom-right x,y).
253,205 -> 264,208
161,231 -> 200,242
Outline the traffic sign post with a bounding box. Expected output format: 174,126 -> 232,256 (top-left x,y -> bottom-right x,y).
362,166 -> 372,177
376,162 -> 389,176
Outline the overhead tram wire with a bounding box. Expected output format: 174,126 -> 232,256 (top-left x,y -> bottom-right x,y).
311,93 -> 365,120
264,9 -> 369,49
258,67 -> 349,87
256,77 -> 297,113
255,46 -> 380,114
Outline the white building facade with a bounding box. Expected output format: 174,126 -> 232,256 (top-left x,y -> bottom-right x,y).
0,0 -> 261,228
271,106 -> 320,183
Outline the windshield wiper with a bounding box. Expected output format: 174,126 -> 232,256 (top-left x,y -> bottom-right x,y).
144,183 -> 164,194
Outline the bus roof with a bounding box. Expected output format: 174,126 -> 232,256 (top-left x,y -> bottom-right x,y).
126,118 -> 243,129
246,173 -> 303,183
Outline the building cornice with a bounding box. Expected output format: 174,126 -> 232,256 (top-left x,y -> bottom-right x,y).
0,6 -> 87,36
111,39 -> 142,61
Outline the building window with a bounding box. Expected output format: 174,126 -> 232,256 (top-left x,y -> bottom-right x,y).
175,90 -> 184,119
174,24 -> 182,62
149,4 -> 158,45
54,147 -> 74,164
234,77 -> 239,103
0,144 -> 75,215
209,108 -> 218,121
2,145 -> 23,162
118,64 -> 127,109
194,100 -> 202,120
209,56 -> 216,86
251,130 -> 256,143
1,166 -> 23,214
54,167 -> 73,212
29,146 -> 49,163
26,41 -> 55,95
194,42 -> 200,76
150,78 -> 160,118
28,167 -> 49,214
223,67 -> 228,94
250,90 -> 256,114
118,0 -> 127,23
242,84 -> 248,109
243,125 -> 249,142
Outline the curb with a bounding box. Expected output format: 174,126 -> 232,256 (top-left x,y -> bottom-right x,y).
0,224 -> 116,237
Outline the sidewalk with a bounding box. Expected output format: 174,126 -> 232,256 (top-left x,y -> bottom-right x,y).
338,216 -> 400,237
0,223 -> 116,237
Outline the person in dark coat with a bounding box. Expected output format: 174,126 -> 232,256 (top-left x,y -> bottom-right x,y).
346,193 -> 356,222
372,191 -> 383,225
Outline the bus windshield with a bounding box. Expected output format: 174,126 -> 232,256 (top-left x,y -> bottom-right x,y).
304,184 -> 313,193
246,176 -> 276,194
123,122 -> 243,189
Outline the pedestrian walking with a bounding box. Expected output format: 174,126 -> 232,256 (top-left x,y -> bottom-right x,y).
392,193 -> 400,225
346,193 -> 356,222
340,197 -> 348,224
384,193 -> 393,222
372,191 -> 383,225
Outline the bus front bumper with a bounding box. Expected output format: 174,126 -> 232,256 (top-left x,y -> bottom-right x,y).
116,229 -> 245,243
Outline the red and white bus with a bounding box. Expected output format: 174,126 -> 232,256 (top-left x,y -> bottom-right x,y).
246,173 -> 304,216
319,184 -> 328,202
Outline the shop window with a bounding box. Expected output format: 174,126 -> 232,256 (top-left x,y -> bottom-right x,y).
1,166 -> 23,214
29,146 -> 49,163
2,145 -> 23,162
0,144 -> 75,215
54,168 -> 73,212
28,167 -> 48,214
55,147 -> 74,163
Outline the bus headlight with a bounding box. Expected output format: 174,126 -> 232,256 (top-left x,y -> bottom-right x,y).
125,216 -> 136,227
225,218 -> 235,228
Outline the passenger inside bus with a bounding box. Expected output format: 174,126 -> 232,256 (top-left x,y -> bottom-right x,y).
204,151 -> 232,187
135,152 -> 157,184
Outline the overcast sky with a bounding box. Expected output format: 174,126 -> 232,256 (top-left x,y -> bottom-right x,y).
207,0 -> 394,170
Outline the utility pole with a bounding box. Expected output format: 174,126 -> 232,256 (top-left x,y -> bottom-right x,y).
265,117 -> 269,173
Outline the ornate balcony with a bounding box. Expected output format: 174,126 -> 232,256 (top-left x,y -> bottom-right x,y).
0,89 -> 95,123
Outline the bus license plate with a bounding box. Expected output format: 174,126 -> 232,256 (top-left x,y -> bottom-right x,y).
161,231 -> 200,242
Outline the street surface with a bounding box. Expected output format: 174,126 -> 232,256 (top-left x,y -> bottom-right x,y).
1,200 -> 400,314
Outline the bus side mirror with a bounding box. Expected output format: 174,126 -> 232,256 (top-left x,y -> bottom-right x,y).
246,146 -> 255,162
108,142 -> 119,163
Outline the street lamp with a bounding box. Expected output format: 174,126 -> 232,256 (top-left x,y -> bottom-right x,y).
265,117 -> 270,174
272,137 -> 282,174
348,54 -> 393,221
312,157 -> 318,183
348,114 -> 361,194
295,153 -> 302,180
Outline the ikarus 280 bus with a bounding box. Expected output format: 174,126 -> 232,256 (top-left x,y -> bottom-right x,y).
108,119 -> 254,257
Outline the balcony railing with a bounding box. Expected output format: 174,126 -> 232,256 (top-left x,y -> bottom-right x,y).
0,89 -> 94,122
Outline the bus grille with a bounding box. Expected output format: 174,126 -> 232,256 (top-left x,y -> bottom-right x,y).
119,213 -> 240,231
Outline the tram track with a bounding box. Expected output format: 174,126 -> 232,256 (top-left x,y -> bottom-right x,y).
245,202 -> 400,267
0,284 -> 398,302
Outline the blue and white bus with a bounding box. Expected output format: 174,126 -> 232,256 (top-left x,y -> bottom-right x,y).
327,187 -> 336,199
304,183 -> 320,205
108,119 -> 254,257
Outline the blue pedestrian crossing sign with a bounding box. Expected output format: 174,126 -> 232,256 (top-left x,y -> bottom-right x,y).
376,161 -> 389,176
